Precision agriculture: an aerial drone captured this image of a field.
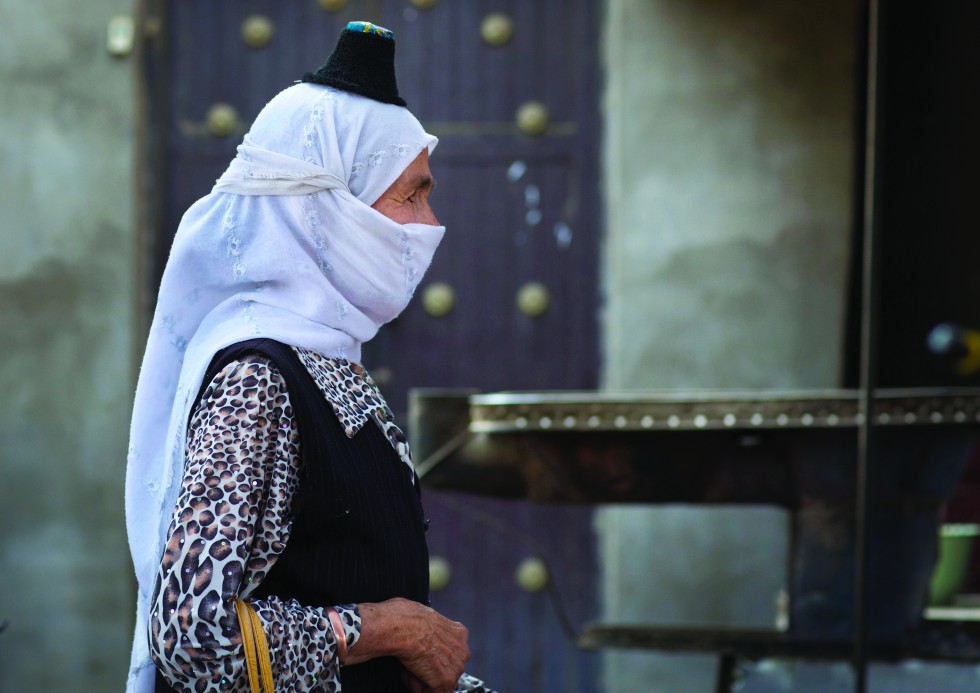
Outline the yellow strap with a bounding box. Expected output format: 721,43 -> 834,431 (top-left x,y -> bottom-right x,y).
248,601 -> 275,692
235,599 -> 273,693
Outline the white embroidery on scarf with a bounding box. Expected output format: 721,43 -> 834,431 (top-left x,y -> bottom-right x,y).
241,144 -> 253,178
303,91 -> 332,165
159,314 -> 187,354
224,208 -> 246,280
298,94 -> 340,275
224,200 -> 261,334
351,143 -> 414,178
149,382 -> 192,498
398,229 -> 420,298
303,194 -> 334,274
239,295 -> 260,334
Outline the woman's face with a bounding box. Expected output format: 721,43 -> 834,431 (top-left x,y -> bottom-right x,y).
370,149 -> 440,226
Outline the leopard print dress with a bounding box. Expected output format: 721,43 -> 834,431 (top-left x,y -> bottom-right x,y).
148,347 -> 494,693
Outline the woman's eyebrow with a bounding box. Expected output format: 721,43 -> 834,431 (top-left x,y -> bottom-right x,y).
413,174 -> 435,192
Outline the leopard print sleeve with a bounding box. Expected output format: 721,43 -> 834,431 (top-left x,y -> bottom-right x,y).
148,355 -> 360,692
456,673 -> 498,692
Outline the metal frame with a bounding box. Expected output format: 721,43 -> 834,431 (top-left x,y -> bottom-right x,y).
133,0 -> 171,331
467,389 -> 980,434
854,0 -> 884,689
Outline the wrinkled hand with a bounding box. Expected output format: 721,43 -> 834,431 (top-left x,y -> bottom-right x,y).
351,598 -> 469,693
396,602 -> 469,693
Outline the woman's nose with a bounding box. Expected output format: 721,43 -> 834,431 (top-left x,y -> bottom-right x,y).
420,202 -> 440,226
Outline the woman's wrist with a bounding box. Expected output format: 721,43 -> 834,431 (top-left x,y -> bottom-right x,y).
345,599 -> 411,664
348,598 -> 470,690
326,608 -> 350,663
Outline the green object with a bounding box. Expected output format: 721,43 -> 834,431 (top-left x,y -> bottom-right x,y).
929,523 -> 980,606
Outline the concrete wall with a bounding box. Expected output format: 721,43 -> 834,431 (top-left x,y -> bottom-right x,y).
603,0 -> 857,391
600,0 -> 858,691
0,1 -> 137,689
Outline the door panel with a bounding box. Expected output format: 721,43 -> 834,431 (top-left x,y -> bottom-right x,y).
152,3 -> 601,690
424,492 -> 599,693
367,0 -> 601,413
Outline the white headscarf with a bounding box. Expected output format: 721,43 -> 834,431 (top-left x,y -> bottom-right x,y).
124,83 -> 445,692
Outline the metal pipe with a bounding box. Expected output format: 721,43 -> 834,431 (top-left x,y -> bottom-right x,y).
854,0 -> 885,690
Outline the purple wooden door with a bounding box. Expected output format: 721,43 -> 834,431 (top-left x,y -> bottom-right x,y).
362,0 -> 601,411
145,2 -> 601,690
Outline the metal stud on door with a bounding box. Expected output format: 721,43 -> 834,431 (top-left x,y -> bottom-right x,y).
241,15 -> 274,49
205,103 -> 240,138
481,13 -> 514,47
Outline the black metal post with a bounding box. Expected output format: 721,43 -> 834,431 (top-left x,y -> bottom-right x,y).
854,0 -> 885,691
715,653 -> 737,693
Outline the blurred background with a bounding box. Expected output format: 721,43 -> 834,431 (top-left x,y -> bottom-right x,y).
1,0 -> 978,691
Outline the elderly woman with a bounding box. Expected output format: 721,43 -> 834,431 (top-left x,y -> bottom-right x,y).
125,22 -> 493,693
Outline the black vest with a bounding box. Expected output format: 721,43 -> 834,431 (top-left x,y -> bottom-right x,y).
156,339 -> 429,692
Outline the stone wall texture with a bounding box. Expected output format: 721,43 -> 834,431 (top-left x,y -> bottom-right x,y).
0,0 -> 137,689
599,0 -> 858,690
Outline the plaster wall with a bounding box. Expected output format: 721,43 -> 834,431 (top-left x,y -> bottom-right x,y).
599,0 -> 858,690
0,0 -> 137,689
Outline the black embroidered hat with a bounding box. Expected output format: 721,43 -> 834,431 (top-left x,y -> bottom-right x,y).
301,21 -> 407,107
